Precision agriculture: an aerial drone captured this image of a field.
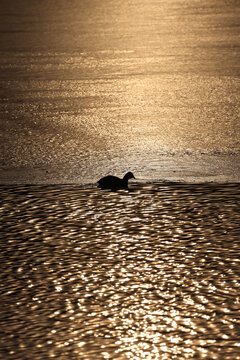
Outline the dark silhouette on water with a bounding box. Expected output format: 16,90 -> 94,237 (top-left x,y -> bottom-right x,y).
98,172 -> 135,191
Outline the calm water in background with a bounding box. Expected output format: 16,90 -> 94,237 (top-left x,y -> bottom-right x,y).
1,183 -> 240,359
1,1 -> 240,359
0,0 -> 239,183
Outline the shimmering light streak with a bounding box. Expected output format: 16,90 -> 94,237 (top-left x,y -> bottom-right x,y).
0,183 -> 239,359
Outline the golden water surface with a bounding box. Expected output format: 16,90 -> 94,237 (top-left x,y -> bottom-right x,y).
0,183 -> 239,359
0,0 -> 239,183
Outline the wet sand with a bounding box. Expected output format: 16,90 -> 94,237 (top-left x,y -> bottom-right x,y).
0,182 -> 239,359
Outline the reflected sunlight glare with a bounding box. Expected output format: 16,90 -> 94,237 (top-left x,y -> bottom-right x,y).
0,183 -> 240,359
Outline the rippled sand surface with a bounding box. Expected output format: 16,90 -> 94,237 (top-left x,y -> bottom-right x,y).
0,183 -> 239,359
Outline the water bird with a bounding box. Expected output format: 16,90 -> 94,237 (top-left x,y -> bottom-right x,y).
97,172 -> 135,191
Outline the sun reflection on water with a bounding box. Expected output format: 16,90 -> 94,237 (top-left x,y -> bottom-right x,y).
0,183 -> 240,359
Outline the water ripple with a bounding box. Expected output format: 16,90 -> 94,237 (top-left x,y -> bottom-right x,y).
0,183 -> 239,359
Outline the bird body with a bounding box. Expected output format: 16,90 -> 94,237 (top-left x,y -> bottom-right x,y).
97,172 -> 135,191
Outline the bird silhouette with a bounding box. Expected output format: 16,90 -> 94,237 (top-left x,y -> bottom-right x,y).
97,172 -> 135,191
